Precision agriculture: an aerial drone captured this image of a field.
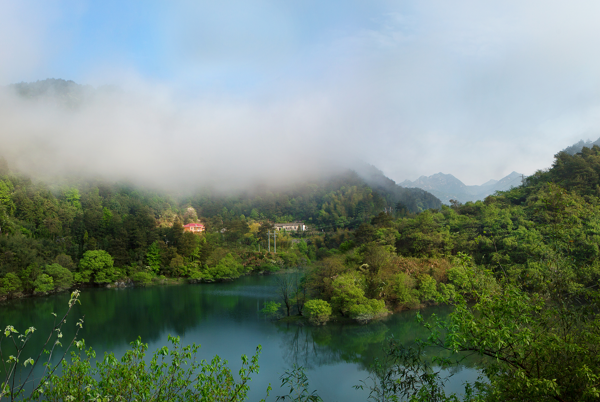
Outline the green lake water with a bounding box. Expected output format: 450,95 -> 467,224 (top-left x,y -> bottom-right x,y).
0,275 -> 480,401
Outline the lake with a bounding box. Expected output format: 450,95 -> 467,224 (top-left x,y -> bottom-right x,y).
0,275 -> 480,401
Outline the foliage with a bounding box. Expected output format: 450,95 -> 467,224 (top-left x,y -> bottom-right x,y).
32,273 -> 54,294
44,263 -> 73,291
146,241 -> 162,273
0,273 -> 22,296
330,273 -> 389,323
38,337 -> 269,402
130,271 -> 154,286
303,299 -> 332,325
348,299 -> 388,325
276,365 -> 323,402
416,253 -> 600,401
208,254 -> 244,280
0,291 -> 84,400
259,301 -> 281,319
78,250 -> 118,284
391,272 -> 419,309
355,337 -> 484,402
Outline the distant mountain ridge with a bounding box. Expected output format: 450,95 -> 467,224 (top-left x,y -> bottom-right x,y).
353,164 -> 442,212
400,171 -> 523,204
562,137 -> 600,155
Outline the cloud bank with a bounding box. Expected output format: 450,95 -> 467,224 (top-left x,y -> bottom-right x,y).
2,1 -> 600,186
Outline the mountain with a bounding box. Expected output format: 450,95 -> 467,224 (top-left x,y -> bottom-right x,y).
353,164 -> 442,212
562,137 -> 600,155
3,78 -> 96,108
399,171 -> 523,204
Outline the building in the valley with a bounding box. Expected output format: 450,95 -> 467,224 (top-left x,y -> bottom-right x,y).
183,223 -> 205,234
273,222 -> 307,232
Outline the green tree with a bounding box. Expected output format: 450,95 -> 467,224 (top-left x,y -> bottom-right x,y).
0,273 -> 22,296
146,241 -> 162,273
45,263 -> 73,291
304,299 -> 332,325
64,187 -> 82,209
208,254 -> 243,279
33,273 -> 54,294
78,250 -> 118,284
0,180 -> 15,215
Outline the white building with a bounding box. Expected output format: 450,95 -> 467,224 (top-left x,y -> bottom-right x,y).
273,222 -> 307,232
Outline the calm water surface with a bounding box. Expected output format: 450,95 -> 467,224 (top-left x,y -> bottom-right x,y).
0,275 -> 480,401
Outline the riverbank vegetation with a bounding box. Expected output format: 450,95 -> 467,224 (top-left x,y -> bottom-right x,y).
0,155 -> 441,300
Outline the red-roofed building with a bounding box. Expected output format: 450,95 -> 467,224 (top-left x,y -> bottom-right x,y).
183,223 -> 205,234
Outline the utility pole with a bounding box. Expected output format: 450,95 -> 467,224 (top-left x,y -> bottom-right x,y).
268,231 -> 271,252
274,231 -> 277,253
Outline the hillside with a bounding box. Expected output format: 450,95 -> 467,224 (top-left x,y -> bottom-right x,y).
399,171 -> 523,204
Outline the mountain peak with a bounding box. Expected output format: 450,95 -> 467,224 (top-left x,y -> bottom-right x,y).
399,171 -> 523,204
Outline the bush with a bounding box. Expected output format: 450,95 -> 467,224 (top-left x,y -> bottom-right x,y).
418,274 -> 439,303
130,271 -> 154,286
259,262 -> 280,272
259,301 -> 281,319
208,254 -> 243,280
349,299 -> 388,324
331,273 -> 366,316
79,250 -> 118,284
0,273 -> 23,295
279,252 -> 299,267
304,299 -> 332,325
33,274 -> 54,294
45,263 -> 73,291
392,272 -> 420,309
169,255 -> 185,276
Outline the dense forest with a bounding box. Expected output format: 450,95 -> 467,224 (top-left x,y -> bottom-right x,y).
0,151 -> 440,298
297,146 -> 600,401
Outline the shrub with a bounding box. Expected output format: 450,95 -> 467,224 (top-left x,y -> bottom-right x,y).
33,274 -> 54,294
259,301 -> 281,319
45,263 -> 73,291
331,273 -> 366,316
349,299 -> 388,324
130,271 -> 153,286
208,254 -> 243,280
79,250 -> 118,284
259,262 -> 280,272
392,272 -> 420,309
418,274 -> 439,303
0,273 -> 23,295
169,255 -> 185,276
304,299 -> 332,325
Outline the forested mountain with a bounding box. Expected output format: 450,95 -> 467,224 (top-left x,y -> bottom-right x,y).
187,168 -> 439,230
305,145 -> 600,400
400,171 -> 522,204
3,78 -> 97,109
0,152 -> 442,295
353,163 -> 441,212
561,136 -> 600,155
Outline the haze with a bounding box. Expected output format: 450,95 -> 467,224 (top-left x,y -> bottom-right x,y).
2,0 -> 600,187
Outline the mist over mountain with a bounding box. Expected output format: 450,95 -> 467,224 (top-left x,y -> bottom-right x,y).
400,171 -> 523,204
353,163 -> 441,212
0,79 -> 441,214
0,78 -> 362,191
561,137 -> 600,155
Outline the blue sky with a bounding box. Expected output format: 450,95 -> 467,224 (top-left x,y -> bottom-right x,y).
2,1 -> 600,186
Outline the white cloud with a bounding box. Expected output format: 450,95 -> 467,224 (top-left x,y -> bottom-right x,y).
3,1 -> 600,188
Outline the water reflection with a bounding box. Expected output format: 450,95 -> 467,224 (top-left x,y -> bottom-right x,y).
0,275 -> 481,401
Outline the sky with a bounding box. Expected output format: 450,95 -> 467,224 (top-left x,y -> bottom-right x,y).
1,0 -> 600,186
